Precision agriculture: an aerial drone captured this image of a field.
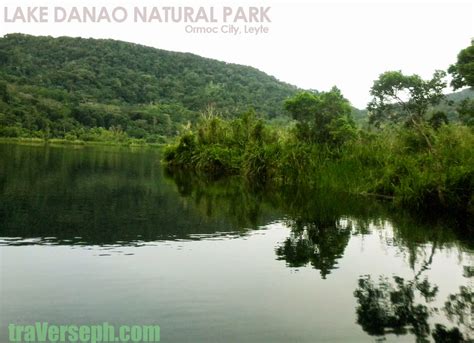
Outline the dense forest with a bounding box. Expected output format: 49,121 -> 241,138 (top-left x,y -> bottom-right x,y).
0,34 -> 471,144
0,33 -> 297,142
164,43 -> 474,217
0,33 -> 473,216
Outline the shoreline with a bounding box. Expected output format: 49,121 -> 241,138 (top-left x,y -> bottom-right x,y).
0,137 -> 165,147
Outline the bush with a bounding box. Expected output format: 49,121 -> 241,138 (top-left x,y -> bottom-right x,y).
163,111 -> 474,214
0,126 -> 23,137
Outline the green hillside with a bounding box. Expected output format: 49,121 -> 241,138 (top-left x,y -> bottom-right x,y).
0,33 -> 297,142
440,88 -> 474,121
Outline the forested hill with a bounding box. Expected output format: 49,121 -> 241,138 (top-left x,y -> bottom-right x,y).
0,33 -> 297,141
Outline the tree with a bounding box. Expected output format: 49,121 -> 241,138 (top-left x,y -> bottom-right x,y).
368,71 -> 446,127
284,87 -> 355,145
448,43 -> 474,89
457,99 -> 474,126
0,80 -> 9,103
428,111 -> 449,129
0,34 -> 299,139
367,70 -> 446,150
283,91 -> 320,123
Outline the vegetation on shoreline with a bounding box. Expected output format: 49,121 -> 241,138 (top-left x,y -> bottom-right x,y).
0,136 -> 161,147
164,109 -> 473,214
0,33 -> 297,142
164,44 -> 474,216
0,34 -> 471,143
0,33 -> 472,215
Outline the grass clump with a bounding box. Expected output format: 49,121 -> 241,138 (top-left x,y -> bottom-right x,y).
164,110 -> 474,217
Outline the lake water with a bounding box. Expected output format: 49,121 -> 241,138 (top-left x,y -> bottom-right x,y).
0,143 -> 472,342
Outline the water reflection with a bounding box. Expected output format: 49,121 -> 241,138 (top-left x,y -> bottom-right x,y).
164,169 -> 282,230
354,274 -> 472,342
1,143 -> 471,251
0,144 -> 278,246
352,226 -> 473,342
444,285 -> 473,340
1,143 -> 473,342
275,219 -> 352,279
166,166 -> 474,341
354,274 -> 437,340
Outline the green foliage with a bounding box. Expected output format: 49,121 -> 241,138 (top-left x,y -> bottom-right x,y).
368,70 -> 446,127
448,43 -> 474,89
456,99 -> 474,126
284,87 -> 356,145
0,80 -> 10,103
283,91 -> 320,123
428,89 -> 473,123
428,111 -> 449,129
0,79 -> 199,142
0,33 -> 297,142
165,109 -> 272,176
2,33 -> 473,215
165,113 -> 474,215
351,107 -> 369,127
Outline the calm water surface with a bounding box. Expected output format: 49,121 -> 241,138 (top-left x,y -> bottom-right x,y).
0,143 -> 472,342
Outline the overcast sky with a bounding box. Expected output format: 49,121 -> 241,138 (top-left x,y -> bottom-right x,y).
1,0 -> 472,108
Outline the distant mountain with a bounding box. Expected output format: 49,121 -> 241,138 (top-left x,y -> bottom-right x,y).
0,33 -> 298,140
446,88 -> 474,102
351,107 -> 369,127
434,88 -> 474,122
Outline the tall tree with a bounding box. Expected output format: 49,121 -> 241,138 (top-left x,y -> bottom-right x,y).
448,43 -> 474,127
448,43 -> 474,89
368,70 -> 446,127
367,70 -> 446,150
284,87 -> 355,144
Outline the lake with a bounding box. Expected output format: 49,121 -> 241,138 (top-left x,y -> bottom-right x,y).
0,143 -> 472,342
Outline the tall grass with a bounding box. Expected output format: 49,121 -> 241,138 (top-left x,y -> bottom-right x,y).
164,114 -> 474,216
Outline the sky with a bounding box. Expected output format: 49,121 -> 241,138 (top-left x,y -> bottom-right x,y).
1,0 -> 473,108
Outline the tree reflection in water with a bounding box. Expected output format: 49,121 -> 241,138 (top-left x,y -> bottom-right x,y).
443,284 -> 473,341
353,254 -> 473,342
274,218 -> 352,279
354,274 -> 437,341
166,168 -> 474,341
